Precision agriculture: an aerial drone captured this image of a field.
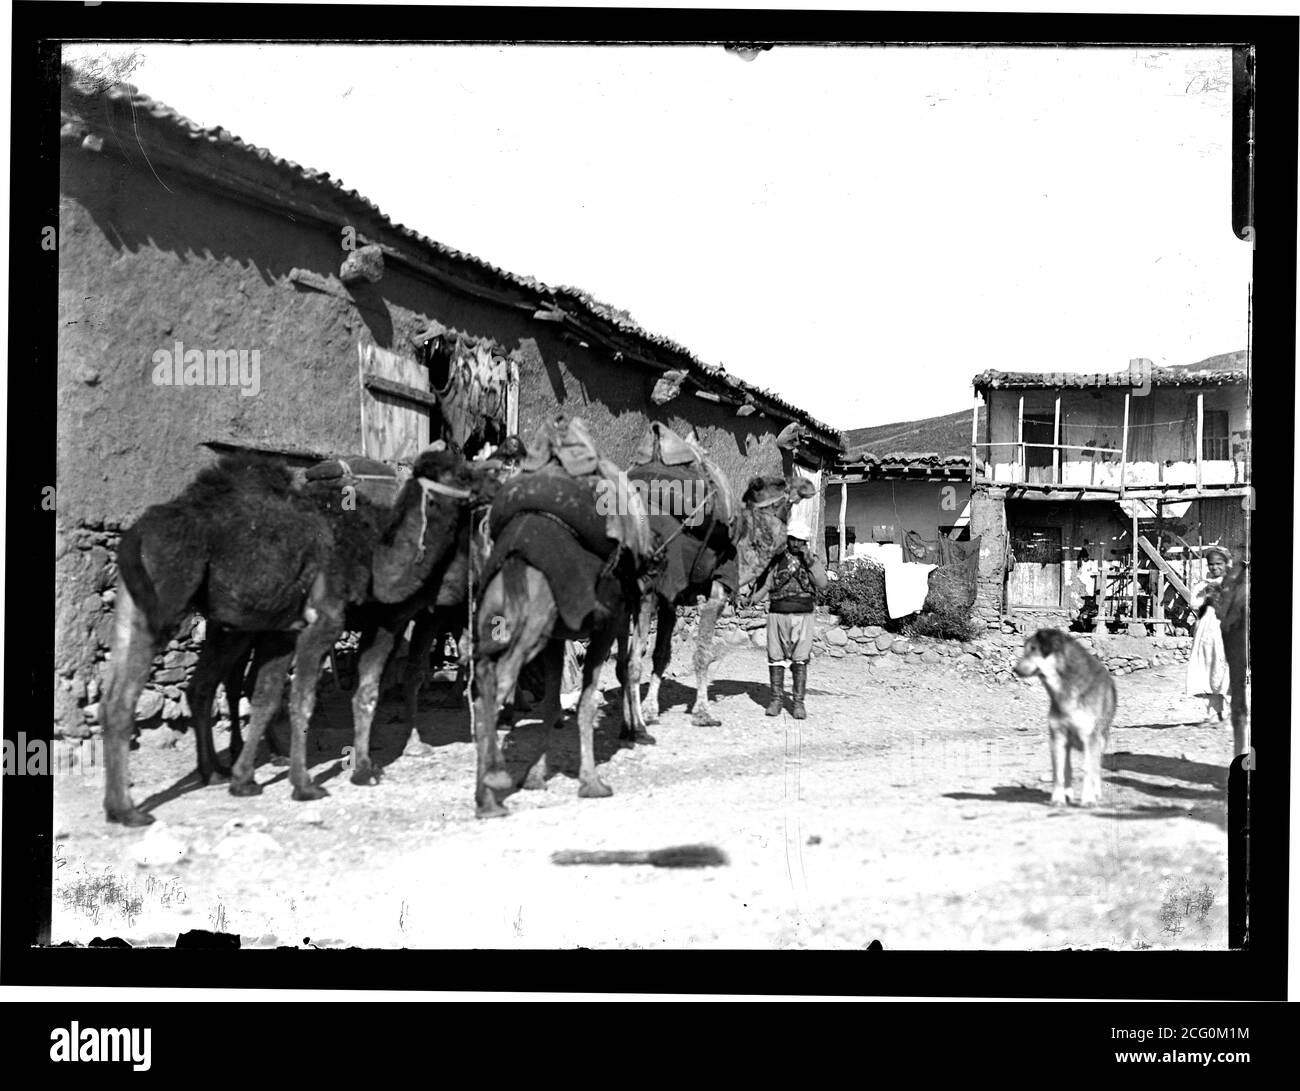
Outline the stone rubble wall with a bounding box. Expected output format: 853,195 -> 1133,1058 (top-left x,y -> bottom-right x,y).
672,603 -> 1193,685
57,523 -> 215,739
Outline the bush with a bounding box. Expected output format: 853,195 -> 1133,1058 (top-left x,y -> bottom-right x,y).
904,600 -> 978,643
823,559 -> 890,629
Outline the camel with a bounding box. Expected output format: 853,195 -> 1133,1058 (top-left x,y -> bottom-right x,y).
470,543 -> 645,818
624,458 -> 816,732
101,448 -> 492,825
399,436 -> 527,730
468,419 -> 653,818
1217,561 -> 1250,758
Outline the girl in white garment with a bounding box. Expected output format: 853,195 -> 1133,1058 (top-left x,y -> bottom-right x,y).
1186,546 -> 1230,725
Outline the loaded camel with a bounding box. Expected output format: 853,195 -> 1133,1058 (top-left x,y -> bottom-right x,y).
102,447 -> 496,825
621,424 -> 816,733
468,418 -> 653,818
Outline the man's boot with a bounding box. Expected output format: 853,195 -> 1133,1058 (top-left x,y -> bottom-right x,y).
790,661 -> 808,720
766,664 -> 785,717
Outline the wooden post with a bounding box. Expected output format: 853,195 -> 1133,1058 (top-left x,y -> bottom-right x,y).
1196,390 -> 1204,491
970,398 -> 980,484
357,343 -> 368,459
1052,392 -> 1061,485
1017,394 -> 1025,483
1131,507 -> 1140,622
1119,391 -> 1130,498
838,480 -> 848,561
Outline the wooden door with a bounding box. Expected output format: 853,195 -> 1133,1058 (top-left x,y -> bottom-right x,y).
359,343 -> 432,462
1008,526 -> 1063,607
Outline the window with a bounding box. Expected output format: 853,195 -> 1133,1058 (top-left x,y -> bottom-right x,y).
1202,409 -> 1229,461
1023,412 -> 1055,471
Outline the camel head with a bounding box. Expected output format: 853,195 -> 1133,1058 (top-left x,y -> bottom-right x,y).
734,474 -> 817,593
371,446 -> 484,605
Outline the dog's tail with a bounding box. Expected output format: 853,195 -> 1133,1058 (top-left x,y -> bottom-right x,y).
551,844 -> 729,868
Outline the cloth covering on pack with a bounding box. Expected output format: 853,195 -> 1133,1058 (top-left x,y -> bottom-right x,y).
519,415 -> 651,559
628,421 -> 735,530
481,414 -> 650,630
480,514 -> 621,633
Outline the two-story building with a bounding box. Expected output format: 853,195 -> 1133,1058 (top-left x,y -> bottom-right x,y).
967,352 -> 1250,632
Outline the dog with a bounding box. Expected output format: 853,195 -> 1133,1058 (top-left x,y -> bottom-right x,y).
1014,629 -> 1117,808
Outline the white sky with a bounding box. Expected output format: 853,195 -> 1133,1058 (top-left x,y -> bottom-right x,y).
62,41 -> 1251,430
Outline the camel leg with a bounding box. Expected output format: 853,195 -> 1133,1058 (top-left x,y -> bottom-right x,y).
472,655 -> 510,817
102,583 -> 162,826
624,594 -> 656,739
641,597 -> 675,725
617,597 -> 656,745
690,581 -> 727,727
229,636 -> 295,797
190,627 -> 254,785
349,627 -> 397,786
287,587 -> 344,802
402,612 -> 439,728
523,639 -> 565,791
473,565 -> 555,817
577,620 -> 616,799
224,643 -> 251,763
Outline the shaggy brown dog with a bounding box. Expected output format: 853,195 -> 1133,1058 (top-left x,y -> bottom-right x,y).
1014,629 -> 1117,807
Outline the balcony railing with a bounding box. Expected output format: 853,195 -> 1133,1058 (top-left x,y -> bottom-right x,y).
969,389 -> 1250,495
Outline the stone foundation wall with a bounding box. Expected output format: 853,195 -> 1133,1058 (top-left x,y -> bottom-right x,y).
57,525 -> 225,739
671,602 -> 1193,685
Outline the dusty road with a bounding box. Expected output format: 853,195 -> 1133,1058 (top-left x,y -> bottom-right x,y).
51,649 -> 1235,950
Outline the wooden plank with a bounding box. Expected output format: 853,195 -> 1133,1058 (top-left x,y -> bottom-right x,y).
1131,509 -> 1139,618
1196,390 -> 1204,490
1017,394 -> 1025,482
1120,391 -> 1130,498
839,480 -> 848,561
1137,536 -> 1193,604
363,373 -> 439,409
1053,392 -> 1061,485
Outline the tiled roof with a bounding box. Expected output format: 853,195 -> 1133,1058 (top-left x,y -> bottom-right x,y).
837,447 -> 970,472
60,69 -> 844,450
973,351 -> 1248,392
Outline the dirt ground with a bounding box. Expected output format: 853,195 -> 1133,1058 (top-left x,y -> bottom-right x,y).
51,648 -> 1238,950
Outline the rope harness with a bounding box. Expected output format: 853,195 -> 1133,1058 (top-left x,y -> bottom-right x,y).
465,500 -> 494,745
413,477 -> 474,562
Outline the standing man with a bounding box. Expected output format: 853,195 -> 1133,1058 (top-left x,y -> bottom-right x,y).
751,516 -> 829,719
